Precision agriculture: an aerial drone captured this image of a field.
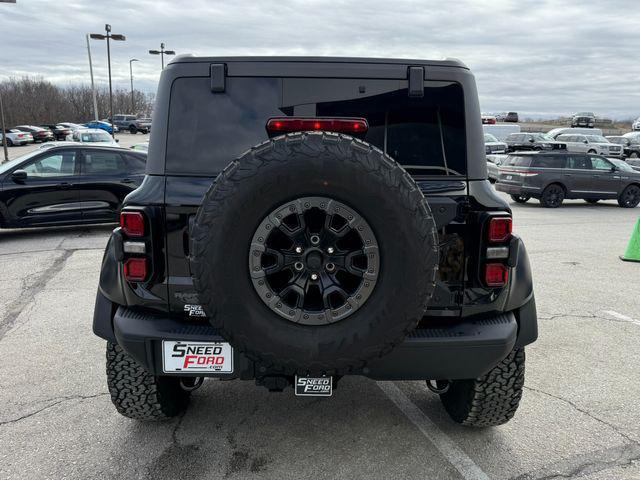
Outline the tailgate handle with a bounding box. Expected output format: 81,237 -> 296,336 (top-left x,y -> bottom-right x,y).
210,63 -> 226,93
407,66 -> 424,97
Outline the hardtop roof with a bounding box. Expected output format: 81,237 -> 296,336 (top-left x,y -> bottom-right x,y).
168,55 -> 468,69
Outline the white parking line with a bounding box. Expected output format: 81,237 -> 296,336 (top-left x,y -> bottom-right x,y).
602,310 -> 640,327
377,382 -> 490,480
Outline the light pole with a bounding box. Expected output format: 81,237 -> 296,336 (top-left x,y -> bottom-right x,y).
1,92 -> 8,164
129,59 -> 139,113
90,24 -> 126,138
148,42 -> 175,69
85,34 -> 99,121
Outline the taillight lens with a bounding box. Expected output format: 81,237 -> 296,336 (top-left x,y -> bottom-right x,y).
124,258 -> 148,282
266,117 -> 368,135
488,217 -> 512,243
485,263 -> 509,287
120,211 -> 145,237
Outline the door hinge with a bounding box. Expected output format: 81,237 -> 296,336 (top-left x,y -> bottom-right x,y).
210,63 -> 226,93
408,66 -> 424,97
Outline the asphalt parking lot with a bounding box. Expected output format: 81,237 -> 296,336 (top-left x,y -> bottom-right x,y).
1,184 -> 639,478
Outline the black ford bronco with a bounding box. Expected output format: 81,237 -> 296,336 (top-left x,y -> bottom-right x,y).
93,56 -> 537,426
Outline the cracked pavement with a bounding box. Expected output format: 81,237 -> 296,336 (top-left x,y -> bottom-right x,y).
1,192 -> 639,479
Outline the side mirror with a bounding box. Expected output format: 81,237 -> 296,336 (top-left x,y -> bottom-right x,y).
583,140 -> 588,144
529,138 -> 535,143
11,170 -> 27,182
611,166 -> 617,172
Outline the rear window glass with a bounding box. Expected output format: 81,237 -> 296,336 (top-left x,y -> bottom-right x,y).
166,77 -> 466,176
503,155 -> 532,167
531,155 -> 566,168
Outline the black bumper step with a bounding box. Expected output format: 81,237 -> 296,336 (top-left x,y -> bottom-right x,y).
113,307 -> 517,380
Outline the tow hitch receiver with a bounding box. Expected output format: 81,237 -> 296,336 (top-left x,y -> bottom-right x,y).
294,376 -> 333,397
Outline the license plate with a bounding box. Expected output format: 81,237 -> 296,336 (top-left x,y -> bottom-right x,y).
162,341 -> 233,373
294,375 -> 333,397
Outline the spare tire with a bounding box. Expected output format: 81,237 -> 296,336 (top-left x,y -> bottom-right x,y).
190,132 -> 438,375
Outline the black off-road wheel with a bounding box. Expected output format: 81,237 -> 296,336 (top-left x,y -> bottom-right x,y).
128,125 -> 137,134
440,348 -> 525,427
190,132 -> 439,375
618,185 -> 640,208
540,184 -> 565,208
106,343 -> 190,420
510,194 -> 530,204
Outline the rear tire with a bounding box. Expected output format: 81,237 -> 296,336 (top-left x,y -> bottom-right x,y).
618,185 -> 640,208
540,184 -> 565,208
440,348 -> 525,427
510,194 -> 530,204
106,342 -> 190,420
6,139 -> 13,147
129,125 -> 137,134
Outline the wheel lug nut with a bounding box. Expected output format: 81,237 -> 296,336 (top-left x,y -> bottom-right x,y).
310,235 -> 320,245
310,273 -> 319,281
325,263 -> 335,272
295,246 -> 303,254
294,261 -> 304,271
327,247 -> 335,254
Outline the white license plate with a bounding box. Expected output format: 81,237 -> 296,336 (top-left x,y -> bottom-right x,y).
162,341 -> 233,373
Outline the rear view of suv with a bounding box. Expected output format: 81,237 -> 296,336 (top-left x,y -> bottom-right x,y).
93,56 -> 538,427
496,151 -> 640,207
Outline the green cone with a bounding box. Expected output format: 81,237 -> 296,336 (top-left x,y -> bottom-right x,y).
620,218 -> 640,262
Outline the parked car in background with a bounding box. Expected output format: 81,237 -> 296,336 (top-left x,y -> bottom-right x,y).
504,112 -> 518,122
556,134 -> 623,157
58,122 -> 85,131
481,115 -> 496,124
547,127 -> 603,139
483,123 -> 521,141
84,120 -> 119,134
496,151 -> 640,208
623,131 -> 640,143
505,132 -> 566,152
130,141 -> 149,152
486,154 -> 505,182
41,129 -> 120,148
1,129 -> 34,146
0,145 -> 146,228
40,124 -> 73,141
571,112 -> 595,128
484,133 -> 507,155
14,125 -> 54,142
112,114 -> 151,134
606,136 -> 640,159
632,117 -> 640,131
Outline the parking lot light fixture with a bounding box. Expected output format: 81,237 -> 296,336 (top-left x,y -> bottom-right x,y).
89,24 -> 126,138
148,42 -> 175,69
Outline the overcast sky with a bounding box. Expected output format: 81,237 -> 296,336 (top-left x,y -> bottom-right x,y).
1,0 -> 638,119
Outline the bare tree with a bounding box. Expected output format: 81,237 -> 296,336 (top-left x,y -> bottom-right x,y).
0,76 -> 154,126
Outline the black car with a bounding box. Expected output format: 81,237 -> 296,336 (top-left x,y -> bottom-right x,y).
13,125 -> 54,142
0,145 -> 145,228
40,124 -> 73,141
606,136 -> 640,159
495,151 -> 640,207
93,56 -> 537,428
505,132 -> 566,152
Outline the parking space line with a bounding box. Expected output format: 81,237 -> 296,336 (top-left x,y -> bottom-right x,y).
377,382 -> 490,480
602,310 -> 640,327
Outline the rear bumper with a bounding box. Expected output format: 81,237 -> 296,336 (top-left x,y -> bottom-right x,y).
106,305 -> 529,381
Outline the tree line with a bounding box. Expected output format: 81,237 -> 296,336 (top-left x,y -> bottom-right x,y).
0,76 -> 155,127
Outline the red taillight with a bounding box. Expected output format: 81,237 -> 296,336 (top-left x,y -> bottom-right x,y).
266,117 -> 369,135
124,258 -> 148,282
120,211 -> 145,237
18,134 -> 24,138
488,217 -> 512,243
485,263 -> 509,287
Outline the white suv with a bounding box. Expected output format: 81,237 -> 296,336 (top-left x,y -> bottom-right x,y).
555,134 -> 623,157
